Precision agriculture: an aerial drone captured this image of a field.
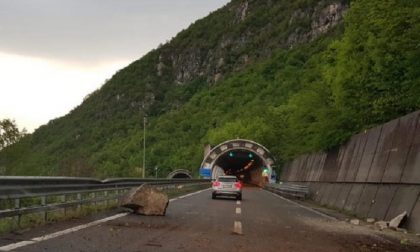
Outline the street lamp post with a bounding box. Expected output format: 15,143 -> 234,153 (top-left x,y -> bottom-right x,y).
155,166 -> 159,178
142,116 -> 146,178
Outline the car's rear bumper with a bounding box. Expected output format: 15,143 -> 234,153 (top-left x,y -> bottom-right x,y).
212,190 -> 241,196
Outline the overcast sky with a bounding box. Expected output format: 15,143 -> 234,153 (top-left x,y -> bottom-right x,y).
0,0 -> 229,132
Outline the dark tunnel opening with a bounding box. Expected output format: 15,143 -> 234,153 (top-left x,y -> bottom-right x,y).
172,173 -> 191,179
214,150 -> 266,186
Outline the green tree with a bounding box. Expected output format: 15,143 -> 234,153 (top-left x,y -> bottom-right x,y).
326,0 -> 420,129
0,119 -> 27,150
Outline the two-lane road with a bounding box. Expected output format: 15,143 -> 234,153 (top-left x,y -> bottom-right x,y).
0,187 -> 416,251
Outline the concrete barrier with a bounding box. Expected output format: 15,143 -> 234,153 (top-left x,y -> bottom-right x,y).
368,185 -> 398,220
281,110 -> 420,232
355,184 -> 378,218
343,184 -> 364,212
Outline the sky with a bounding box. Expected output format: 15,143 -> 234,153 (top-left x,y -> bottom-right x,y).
0,0 -> 229,132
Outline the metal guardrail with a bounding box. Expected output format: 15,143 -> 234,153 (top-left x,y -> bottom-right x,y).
0,176 -> 210,226
265,183 -> 309,200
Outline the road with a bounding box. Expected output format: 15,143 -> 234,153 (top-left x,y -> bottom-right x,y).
0,187 -> 417,252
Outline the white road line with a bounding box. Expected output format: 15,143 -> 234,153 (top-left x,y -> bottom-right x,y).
0,213 -> 128,251
0,241 -> 36,251
236,200 -> 241,205
32,213 -> 129,242
264,189 -> 336,221
0,187 -> 211,252
233,221 -> 243,235
169,187 -> 211,202
235,207 -> 241,214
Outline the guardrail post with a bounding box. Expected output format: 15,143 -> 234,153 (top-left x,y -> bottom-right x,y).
41,196 -> 47,222
14,198 -> 21,228
77,193 -> 82,211
62,195 -> 66,216
92,192 -> 97,208
104,191 -> 108,207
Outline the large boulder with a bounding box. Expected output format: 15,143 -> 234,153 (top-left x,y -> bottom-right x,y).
120,184 -> 169,216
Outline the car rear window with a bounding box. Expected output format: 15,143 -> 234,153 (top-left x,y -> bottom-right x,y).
218,177 -> 237,182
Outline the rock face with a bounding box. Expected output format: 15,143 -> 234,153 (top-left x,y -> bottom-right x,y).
120,184 -> 169,216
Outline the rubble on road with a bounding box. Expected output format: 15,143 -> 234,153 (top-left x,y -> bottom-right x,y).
350,219 -> 360,225
374,221 -> 389,230
389,211 -> 407,229
120,184 -> 169,216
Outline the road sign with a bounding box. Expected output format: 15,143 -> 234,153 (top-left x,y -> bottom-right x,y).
199,167 -> 212,177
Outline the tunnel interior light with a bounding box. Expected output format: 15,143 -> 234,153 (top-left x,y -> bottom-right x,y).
262,167 -> 269,176
229,152 -> 235,157
248,153 -> 254,159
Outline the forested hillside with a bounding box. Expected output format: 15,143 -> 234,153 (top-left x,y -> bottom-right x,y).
0,0 -> 419,178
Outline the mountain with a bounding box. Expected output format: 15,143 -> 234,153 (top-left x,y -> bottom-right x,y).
1,0 -> 419,178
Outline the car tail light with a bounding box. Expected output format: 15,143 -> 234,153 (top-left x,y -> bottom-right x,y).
212,181 -> 220,187
234,182 -> 242,189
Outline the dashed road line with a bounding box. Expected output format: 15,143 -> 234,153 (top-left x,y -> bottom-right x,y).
235,207 -> 241,214
236,200 -> 241,205
233,221 -> 243,235
0,187 -> 211,251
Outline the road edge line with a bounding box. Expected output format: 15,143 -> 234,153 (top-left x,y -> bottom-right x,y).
263,189 -> 337,221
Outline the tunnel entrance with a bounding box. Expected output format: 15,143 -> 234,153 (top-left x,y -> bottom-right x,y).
167,169 -> 193,179
200,139 -> 275,187
213,150 -> 265,185
172,173 -> 190,179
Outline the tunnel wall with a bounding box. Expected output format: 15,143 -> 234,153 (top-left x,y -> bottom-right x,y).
280,110 -> 420,232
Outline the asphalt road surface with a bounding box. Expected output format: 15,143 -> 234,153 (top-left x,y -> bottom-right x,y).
0,187 -> 418,252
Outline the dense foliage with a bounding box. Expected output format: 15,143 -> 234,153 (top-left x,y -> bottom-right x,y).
0,0 -> 418,178
0,119 -> 26,150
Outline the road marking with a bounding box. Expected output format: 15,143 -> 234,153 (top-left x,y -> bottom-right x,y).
0,241 -> 36,251
264,189 -> 336,221
0,213 -> 128,251
169,187 -> 211,202
0,187 -> 211,251
233,221 -> 243,235
236,200 -> 241,205
236,207 -> 241,214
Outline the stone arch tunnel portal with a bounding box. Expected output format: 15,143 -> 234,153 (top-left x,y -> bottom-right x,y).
200,139 -> 275,186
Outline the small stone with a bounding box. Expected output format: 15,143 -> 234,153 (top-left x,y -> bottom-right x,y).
389,211 -> 407,229
396,228 -> 408,234
374,221 -> 389,230
350,219 -> 360,225
366,218 -> 375,224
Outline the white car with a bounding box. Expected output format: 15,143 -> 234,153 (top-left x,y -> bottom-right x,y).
212,175 -> 242,200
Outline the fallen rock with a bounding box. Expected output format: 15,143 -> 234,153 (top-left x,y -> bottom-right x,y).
120,184 -> 169,216
389,211 -> 407,229
374,221 -> 389,230
350,219 -> 360,225
366,218 -> 375,224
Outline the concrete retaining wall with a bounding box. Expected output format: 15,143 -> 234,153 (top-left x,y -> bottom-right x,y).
281,110 -> 420,232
